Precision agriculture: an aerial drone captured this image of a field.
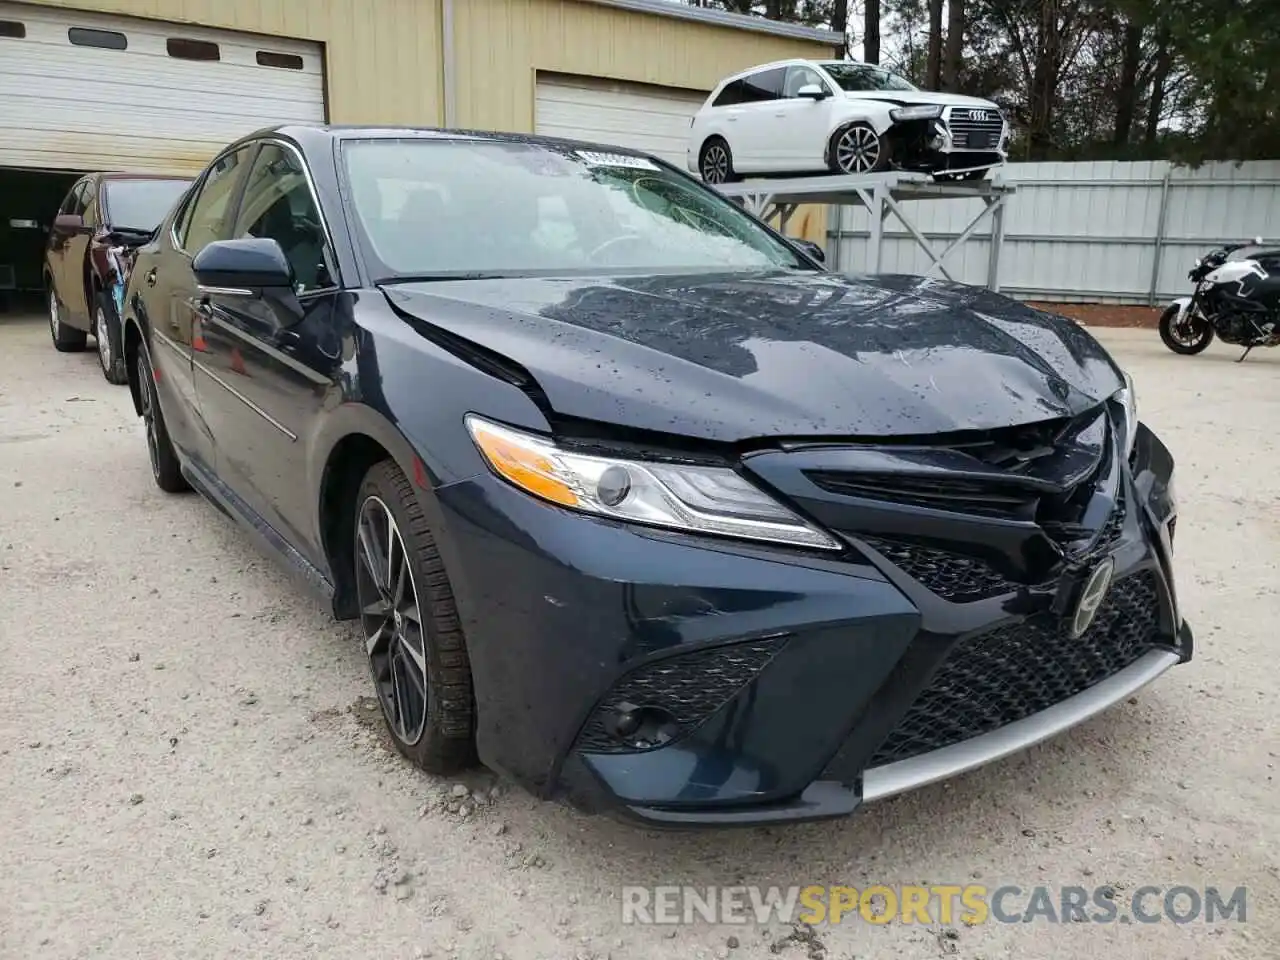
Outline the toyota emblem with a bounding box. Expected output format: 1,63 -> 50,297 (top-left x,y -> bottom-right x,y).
1068,558 -> 1115,639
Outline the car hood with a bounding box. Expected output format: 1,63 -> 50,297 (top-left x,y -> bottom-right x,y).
847,89 -> 998,110
380,271 -> 1123,444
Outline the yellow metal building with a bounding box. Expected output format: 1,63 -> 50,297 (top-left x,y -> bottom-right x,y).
0,0 -> 836,289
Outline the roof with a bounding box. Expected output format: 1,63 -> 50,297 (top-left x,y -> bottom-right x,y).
584,0 -> 842,46
274,124 -> 682,159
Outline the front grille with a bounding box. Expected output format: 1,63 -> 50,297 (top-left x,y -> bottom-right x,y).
947,109 -> 1003,150
866,571 -> 1164,768
575,637 -> 787,754
860,536 -> 1015,602
807,471 -> 1036,521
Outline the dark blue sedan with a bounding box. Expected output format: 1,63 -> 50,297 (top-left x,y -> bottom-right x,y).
120,124 -> 1192,826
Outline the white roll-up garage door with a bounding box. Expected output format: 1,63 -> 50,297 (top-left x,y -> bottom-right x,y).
0,2 -> 325,174
534,74 -> 707,169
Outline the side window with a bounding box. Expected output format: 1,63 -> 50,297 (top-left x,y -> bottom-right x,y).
63,181 -> 91,216
739,68 -> 784,103
232,143 -> 331,293
783,65 -> 829,99
182,146 -> 252,255
82,188 -> 99,226
58,182 -> 84,215
711,80 -> 744,108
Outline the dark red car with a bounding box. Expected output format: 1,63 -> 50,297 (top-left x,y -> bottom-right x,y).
44,173 -> 192,382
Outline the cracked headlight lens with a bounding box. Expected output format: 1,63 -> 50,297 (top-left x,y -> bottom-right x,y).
1113,371 -> 1138,460
466,415 -> 841,551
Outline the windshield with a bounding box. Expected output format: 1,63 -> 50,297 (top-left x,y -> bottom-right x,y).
340,139 -> 811,280
821,62 -> 917,93
103,179 -> 192,232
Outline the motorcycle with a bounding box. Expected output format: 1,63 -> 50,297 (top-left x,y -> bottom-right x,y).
1159,237 -> 1280,362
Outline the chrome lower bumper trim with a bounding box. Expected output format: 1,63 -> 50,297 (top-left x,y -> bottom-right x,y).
861,648 -> 1179,803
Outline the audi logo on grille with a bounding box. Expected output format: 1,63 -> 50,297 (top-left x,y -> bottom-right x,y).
962,109 -> 995,122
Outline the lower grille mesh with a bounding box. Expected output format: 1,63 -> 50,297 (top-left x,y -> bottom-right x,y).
867,571 -> 1164,768
575,637 -> 787,754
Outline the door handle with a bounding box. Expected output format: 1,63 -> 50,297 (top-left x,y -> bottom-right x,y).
145,268 -> 157,287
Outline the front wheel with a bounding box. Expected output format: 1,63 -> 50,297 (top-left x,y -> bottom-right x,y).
829,122 -> 892,175
354,460 -> 477,774
95,292 -> 128,384
1159,304 -> 1214,355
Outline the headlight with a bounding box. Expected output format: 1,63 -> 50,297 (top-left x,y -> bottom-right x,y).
890,104 -> 944,122
1113,371 -> 1138,460
465,416 -> 842,551
1193,257 -> 1203,268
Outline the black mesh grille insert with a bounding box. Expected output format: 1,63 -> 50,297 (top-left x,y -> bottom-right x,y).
575,637 -> 787,754
861,536 -> 1015,602
867,571 -> 1164,768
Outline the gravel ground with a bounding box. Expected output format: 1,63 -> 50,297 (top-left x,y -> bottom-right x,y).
1,312 -> 1277,960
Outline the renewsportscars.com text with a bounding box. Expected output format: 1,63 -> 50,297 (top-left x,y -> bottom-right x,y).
621,884 -> 1247,926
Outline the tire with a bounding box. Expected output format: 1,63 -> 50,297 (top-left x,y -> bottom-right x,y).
354,460 -> 477,775
1158,304 -> 1214,355
135,346 -> 189,493
48,288 -> 87,353
829,122 -> 892,175
698,136 -> 740,185
94,291 -> 128,384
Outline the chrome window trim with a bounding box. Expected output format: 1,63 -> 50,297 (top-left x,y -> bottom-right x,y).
171,137 -> 341,293
242,137 -> 342,293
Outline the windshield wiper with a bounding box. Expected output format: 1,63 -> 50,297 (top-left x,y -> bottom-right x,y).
375,272 -> 515,284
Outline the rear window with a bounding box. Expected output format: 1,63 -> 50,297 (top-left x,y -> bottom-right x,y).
103,179 -> 193,232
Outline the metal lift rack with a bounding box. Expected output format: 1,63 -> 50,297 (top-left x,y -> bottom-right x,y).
713,170 -> 1016,292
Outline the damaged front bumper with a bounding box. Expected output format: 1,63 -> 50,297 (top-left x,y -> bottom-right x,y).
434,418 -> 1189,827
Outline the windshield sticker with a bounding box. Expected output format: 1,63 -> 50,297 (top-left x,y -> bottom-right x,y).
576,150 -> 659,171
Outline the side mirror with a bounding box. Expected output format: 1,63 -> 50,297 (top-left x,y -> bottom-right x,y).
796,84 -> 828,101
53,213 -> 86,234
193,237 -> 294,294
795,239 -> 825,263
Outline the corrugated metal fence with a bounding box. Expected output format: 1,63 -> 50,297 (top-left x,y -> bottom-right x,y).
827,160 -> 1280,304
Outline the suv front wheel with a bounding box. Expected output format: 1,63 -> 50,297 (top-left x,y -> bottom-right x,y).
829,122 -> 892,175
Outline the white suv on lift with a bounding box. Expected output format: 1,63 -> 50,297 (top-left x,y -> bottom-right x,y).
688,59 -> 1008,184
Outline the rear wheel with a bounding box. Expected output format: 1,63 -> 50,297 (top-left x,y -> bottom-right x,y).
136,348 -> 189,493
49,288 -> 87,353
698,137 -> 739,185
354,460 -> 477,774
1159,304 -> 1214,355
95,292 -> 128,384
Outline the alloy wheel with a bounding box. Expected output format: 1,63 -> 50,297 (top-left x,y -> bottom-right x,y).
836,127 -> 881,174
96,307 -> 111,371
702,143 -> 730,184
356,495 -> 428,746
1171,316 -> 1208,348
49,291 -> 59,338
137,353 -> 160,477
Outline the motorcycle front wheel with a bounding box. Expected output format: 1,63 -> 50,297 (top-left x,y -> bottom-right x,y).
1159,305 -> 1215,355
